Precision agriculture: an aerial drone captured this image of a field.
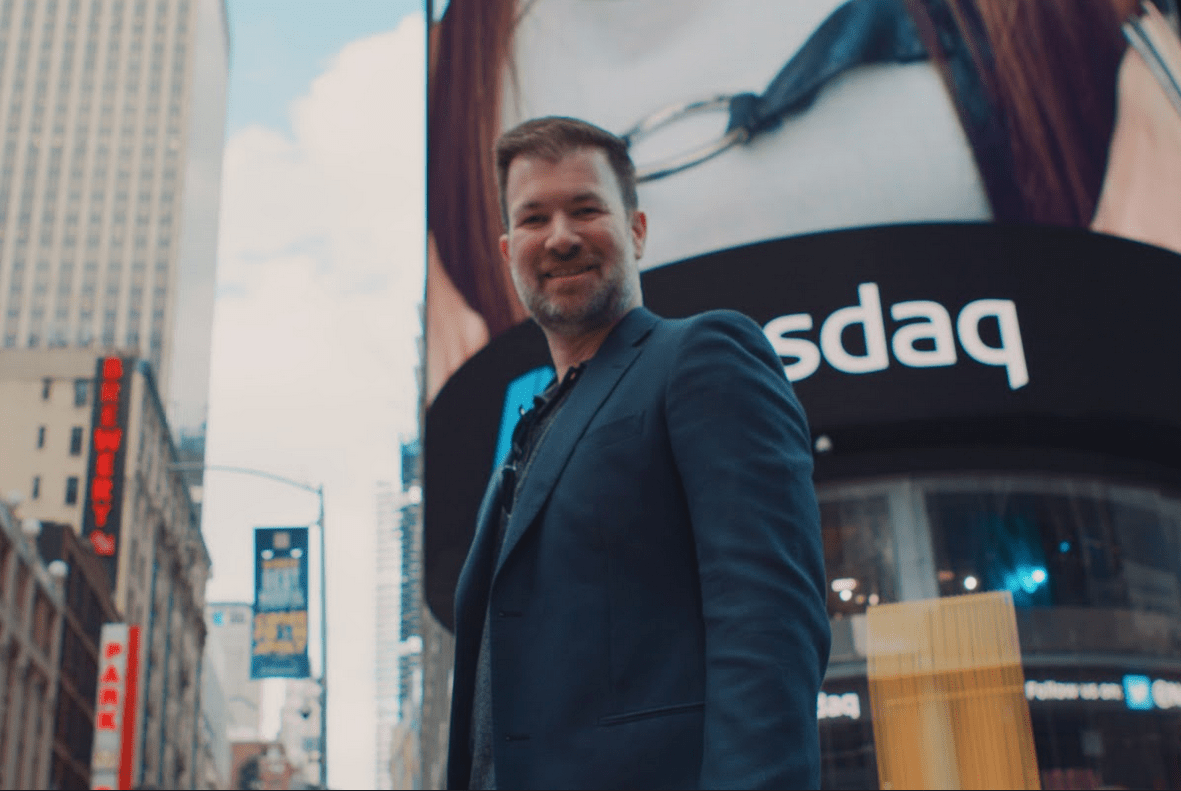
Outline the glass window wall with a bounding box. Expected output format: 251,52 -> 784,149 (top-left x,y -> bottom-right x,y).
820,494 -> 898,618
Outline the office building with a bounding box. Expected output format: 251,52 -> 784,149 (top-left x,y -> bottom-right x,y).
0,3 -> 227,787
229,741 -> 299,791
0,495 -> 64,790
35,519 -> 119,790
205,601 -> 262,742
0,348 -> 99,529
397,441 -> 422,717
196,648 -> 230,789
374,480 -> 398,789
0,0 -> 228,434
277,677 -> 322,788
387,683 -> 420,791
375,440 -> 423,789
1,348 -> 212,787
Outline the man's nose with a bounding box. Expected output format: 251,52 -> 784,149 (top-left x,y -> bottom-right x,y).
545,213 -> 581,259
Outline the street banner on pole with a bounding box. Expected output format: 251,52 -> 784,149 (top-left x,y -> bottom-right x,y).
251,527 -> 311,678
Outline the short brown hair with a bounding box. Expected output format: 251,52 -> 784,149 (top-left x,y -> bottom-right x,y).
494,116 -> 639,229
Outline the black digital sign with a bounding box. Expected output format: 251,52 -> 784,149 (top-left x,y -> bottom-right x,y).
425,224 -> 1181,628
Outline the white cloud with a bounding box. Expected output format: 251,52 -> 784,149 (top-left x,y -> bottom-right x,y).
203,13 -> 424,790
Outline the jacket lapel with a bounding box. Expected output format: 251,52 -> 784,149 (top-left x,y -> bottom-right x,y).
493,307 -> 660,582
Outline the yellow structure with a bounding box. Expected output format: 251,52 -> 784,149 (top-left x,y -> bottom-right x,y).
866,591 -> 1040,790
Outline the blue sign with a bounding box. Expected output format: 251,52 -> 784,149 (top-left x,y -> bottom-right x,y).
493,366 -> 554,469
251,527 -> 311,679
1123,674 -> 1154,711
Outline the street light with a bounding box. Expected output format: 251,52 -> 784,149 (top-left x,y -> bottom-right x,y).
171,463 -> 329,790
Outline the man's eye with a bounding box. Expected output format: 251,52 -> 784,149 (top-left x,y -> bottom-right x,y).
574,207 -> 601,217
519,215 -> 545,226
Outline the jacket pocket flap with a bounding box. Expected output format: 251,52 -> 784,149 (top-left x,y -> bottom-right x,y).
598,701 -> 703,727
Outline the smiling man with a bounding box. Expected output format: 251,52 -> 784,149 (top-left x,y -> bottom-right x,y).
446,116 -> 831,790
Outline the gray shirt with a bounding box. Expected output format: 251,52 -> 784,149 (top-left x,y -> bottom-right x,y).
469,363 -> 584,790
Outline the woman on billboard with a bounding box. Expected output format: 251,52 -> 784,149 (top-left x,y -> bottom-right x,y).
426,0 -> 1181,403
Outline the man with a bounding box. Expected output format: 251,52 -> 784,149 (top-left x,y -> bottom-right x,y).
447,116 -> 830,789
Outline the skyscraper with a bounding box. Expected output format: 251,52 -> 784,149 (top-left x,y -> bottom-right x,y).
375,439 -> 423,789
396,440 -> 422,715
204,602 -> 262,743
374,479 -> 400,790
0,4 -> 225,786
0,0 -> 227,431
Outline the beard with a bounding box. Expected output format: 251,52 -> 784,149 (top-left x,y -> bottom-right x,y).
516,254 -> 638,338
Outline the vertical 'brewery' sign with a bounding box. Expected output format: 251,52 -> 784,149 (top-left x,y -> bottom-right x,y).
90,623 -> 141,790
251,527 -> 311,678
82,356 -> 133,585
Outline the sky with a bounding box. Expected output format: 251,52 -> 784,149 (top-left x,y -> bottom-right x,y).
201,2 -> 425,788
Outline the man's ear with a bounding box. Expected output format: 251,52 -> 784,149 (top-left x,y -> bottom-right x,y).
631,210 -> 647,260
499,233 -> 510,267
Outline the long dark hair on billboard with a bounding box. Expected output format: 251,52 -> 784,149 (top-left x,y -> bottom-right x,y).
427,2 -> 524,326
906,0 -> 1137,225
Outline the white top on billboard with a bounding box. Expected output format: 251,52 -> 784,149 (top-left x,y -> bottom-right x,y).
503,0 -> 991,270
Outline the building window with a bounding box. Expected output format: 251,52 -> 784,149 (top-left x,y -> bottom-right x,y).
69,426 -> 83,455
41,377 -> 51,399
36,425 -> 45,448
65,476 -> 78,505
74,378 -> 89,406
927,484 -> 1181,613
820,494 -> 899,617
31,475 -> 40,499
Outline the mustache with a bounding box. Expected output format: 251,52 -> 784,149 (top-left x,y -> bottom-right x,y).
548,245 -> 583,263
540,249 -> 600,274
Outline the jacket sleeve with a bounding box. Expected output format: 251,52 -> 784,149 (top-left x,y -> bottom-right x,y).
664,310 -> 831,790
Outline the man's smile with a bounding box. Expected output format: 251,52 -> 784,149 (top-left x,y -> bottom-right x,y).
543,264 -> 598,280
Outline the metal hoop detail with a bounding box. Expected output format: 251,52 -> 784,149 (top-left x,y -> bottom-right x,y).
622,95 -> 749,182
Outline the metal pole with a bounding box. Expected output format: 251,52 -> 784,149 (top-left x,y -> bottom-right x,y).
167,462 -> 329,786
318,484 -> 329,790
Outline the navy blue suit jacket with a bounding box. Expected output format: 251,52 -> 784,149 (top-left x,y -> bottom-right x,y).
447,307 -> 831,789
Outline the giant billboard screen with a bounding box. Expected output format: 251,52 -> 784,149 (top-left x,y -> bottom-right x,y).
425,0 -> 1181,628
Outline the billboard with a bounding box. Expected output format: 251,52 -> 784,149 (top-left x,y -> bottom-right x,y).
89,623 -> 141,791
251,527 -> 311,679
82,356 -> 133,587
425,0 -> 1181,627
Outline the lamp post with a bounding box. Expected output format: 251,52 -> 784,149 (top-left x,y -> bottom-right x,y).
171,463 -> 329,789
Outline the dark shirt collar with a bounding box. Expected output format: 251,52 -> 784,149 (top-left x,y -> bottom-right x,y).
535,361 -> 586,409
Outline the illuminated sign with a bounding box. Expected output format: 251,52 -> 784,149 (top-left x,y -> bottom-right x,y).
90,624 -> 141,790
82,356 -> 132,584
425,226 -> 1181,630
1025,679 -> 1124,703
1152,678 -> 1181,710
764,283 -> 1028,390
1025,676 -> 1181,711
1124,674 -> 1153,710
251,527 -> 311,678
818,691 -> 861,721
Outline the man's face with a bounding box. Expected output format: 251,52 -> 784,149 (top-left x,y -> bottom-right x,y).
500,147 -> 646,337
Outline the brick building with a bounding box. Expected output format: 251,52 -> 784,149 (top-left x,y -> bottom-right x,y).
35,519 -> 119,790
0,497 -> 64,789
